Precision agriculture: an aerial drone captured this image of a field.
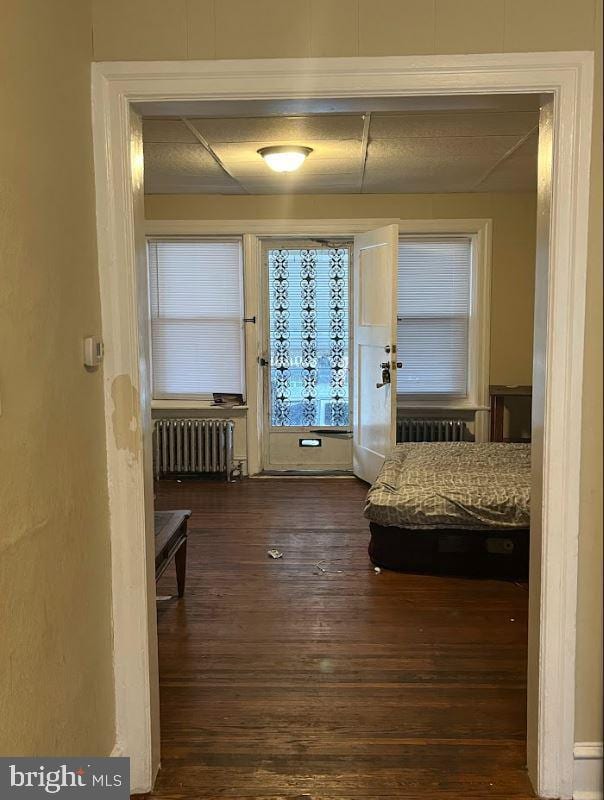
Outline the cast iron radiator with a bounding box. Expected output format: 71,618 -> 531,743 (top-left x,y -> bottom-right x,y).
397,418 -> 469,443
153,418 -> 235,481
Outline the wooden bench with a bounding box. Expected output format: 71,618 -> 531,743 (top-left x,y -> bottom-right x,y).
154,510 -> 191,598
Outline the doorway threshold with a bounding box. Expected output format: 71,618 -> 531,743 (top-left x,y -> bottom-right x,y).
255,469 -> 355,478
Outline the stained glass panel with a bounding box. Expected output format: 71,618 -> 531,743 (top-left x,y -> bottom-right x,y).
268,246 -> 350,427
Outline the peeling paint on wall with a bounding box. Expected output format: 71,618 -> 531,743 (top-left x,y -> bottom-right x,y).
111,374 -> 140,459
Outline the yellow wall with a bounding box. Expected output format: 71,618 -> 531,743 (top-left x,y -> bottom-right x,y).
146,192 -> 537,387
91,0 -> 597,60
0,2 -> 114,754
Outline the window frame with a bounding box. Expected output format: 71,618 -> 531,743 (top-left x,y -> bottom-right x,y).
146,235 -> 246,402
396,220 -> 492,434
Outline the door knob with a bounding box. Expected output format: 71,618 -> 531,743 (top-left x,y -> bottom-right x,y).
395,361 -> 403,368
376,364 -> 391,388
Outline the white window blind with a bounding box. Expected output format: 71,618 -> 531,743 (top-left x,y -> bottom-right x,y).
397,237 -> 472,396
148,238 -> 244,399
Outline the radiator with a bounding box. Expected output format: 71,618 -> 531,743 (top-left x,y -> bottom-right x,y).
154,418 -> 235,481
397,417 -> 469,443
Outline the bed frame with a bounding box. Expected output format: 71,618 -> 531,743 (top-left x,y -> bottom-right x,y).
368,522 -> 529,580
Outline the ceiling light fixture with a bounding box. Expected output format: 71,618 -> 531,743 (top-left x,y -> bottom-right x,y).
257,145 -> 313,173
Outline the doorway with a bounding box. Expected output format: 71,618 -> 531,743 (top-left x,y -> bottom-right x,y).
261,239 -> 353,472
92,53 -> 594,797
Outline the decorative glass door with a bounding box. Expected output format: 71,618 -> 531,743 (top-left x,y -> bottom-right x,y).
263,241 -> 352,471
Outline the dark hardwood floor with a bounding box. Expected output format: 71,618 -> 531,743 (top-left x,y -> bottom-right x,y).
145,476 -> 533,799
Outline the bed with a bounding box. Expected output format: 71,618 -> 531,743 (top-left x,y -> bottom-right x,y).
364,442 -> 531,578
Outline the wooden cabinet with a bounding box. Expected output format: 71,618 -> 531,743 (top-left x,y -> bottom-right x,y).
489,385 -> 532,442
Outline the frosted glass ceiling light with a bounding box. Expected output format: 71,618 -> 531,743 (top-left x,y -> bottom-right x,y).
257,145 -> 313,173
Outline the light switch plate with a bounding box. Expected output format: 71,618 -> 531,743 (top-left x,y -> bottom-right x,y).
83,336 -> 104,368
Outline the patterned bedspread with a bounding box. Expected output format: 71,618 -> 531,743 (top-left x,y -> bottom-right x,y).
364,442 -> 531,530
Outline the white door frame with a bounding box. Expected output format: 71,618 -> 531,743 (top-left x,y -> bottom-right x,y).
91,53 -> 594,797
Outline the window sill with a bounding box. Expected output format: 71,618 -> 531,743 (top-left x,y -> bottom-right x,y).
397,400 -> 489,412
151,399 -> 248,412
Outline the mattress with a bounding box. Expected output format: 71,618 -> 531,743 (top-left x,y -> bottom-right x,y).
364,442 -> 531,531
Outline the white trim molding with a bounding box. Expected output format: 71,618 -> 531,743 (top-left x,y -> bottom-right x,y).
574,742 -> 604,800
151,399 -> 248,411
91,52 -> 594,796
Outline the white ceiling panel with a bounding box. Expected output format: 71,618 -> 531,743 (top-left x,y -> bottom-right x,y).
190,115 -> 364,144
364,159 -> 497,193
142,119 -> 200,144
366,177 -> 475,193
477,133 -> 539,192
143,142 -> 242,193
145,182 -> 245,194
237,175 -> 362,194
367,135 -> 522,163
143,143 -> 229,178
369,111 -> 539,139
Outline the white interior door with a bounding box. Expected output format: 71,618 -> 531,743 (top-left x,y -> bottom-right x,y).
353,225 -> 399,483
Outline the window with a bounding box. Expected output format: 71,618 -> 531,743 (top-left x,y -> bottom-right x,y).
397,236 -> 473,399
148,238 -> 244,399
267,244 -> 350,427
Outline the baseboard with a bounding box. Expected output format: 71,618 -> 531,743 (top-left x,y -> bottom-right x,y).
574,742 -> 603,800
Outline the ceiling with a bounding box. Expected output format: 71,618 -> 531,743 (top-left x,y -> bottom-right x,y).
142,94 -> 540,195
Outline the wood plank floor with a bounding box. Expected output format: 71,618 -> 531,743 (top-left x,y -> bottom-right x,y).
145,477 -> 534,799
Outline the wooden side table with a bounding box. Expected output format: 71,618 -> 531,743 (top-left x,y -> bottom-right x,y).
489,385 -> 532,442
154,510 -> 191,598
